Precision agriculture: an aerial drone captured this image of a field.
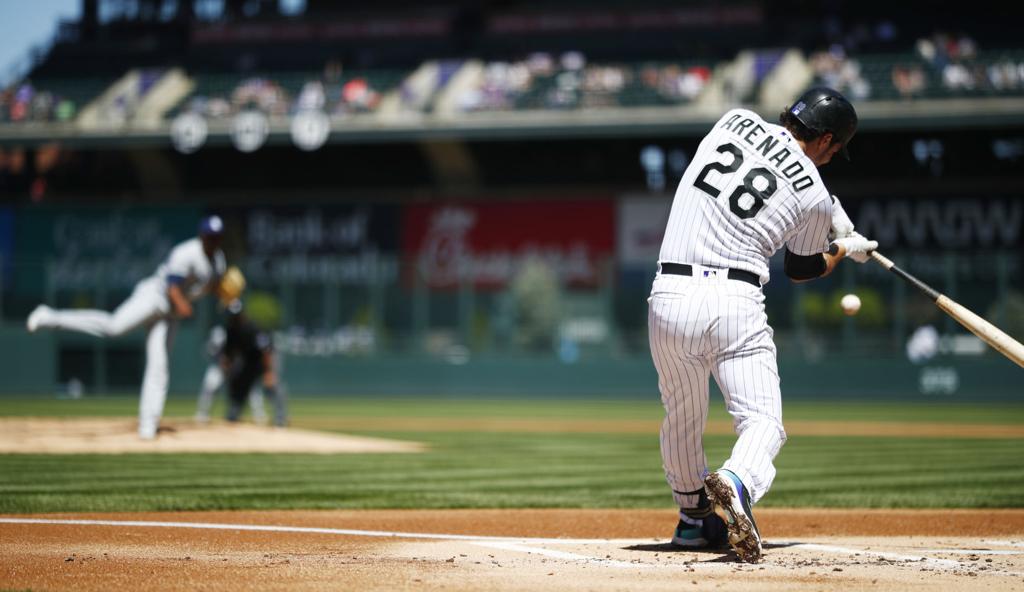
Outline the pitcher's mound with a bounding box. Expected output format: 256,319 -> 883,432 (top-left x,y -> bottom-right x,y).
0,418 -> 425,454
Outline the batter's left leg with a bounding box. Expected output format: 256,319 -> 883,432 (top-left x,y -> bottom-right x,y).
712,331 -> 785,505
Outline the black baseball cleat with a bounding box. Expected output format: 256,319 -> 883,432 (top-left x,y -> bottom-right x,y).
671,512 -> 729,549
704,470 -> 762,563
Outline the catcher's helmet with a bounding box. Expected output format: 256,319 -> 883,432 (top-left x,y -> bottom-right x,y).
787,87 -> 858,160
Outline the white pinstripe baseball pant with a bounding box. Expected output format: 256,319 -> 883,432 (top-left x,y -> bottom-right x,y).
648,270 -> 786,509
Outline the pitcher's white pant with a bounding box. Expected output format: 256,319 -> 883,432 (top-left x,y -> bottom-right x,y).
35,279 -> 175,439
648,272 -> 786,508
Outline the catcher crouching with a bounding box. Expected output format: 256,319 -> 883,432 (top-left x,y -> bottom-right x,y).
220,298 -> 288,427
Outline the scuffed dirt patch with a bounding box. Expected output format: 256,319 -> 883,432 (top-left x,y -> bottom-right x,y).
0,418 -> 425,454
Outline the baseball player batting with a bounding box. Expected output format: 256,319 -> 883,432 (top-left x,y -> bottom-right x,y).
26,215 -> 232,440
648,87 -> 877,562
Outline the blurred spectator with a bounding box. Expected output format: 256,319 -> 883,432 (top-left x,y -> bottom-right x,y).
0,80 -> 75,124
459,60 -> 533,111
182,60 -> 398,119
55,99 -> 76,122
989,60 -> 1024,91
31,91 -> 54,121
336,78 -> 380,113
548,69 -> 581,109
296,80 -> 326,112
232,77 -> 288,114
892,64 -> 926,99
942,62 -> 976,91
580,65 -> 626,108
810,46 -> 870,101
647,64 -> 711,102
914,31 -> 1004,95
460,51 -> 710,112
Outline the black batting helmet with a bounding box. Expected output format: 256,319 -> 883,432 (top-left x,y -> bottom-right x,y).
787,87 -> 858,160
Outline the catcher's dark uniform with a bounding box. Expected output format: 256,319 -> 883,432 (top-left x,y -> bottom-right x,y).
221,313 -> 286,426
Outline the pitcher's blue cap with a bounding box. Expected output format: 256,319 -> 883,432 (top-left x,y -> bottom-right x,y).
199,215 -> 224,236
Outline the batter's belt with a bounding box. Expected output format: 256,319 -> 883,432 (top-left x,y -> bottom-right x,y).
660,262 -> 761,288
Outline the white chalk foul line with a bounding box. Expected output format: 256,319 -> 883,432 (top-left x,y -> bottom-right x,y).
1,517 -> 661,570
0,518 -> 624,545
980,539 -> 1024,548
472,541 -> 649,569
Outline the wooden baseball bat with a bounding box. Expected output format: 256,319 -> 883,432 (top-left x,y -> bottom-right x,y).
869,251 -> 1024,368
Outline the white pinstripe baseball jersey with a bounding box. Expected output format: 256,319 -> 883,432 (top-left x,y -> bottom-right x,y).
649,107 -> 837,516
659,108 -> 833,284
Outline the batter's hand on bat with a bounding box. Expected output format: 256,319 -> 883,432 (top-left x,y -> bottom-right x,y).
831,232 -> 877,263
828,195 -> 855,241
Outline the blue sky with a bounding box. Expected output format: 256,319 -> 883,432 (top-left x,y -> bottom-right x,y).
0,0 -> 81,86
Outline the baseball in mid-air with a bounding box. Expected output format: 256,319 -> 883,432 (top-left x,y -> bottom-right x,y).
840,293 -> 862,316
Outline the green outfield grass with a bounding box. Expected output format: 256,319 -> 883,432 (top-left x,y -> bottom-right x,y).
0,396 -> 1022,513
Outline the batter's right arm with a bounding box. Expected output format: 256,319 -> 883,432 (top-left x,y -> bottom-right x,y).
784,198 -> 834,282
786,231 -> 876,282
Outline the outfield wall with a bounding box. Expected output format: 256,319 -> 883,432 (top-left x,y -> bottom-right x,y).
6,324 -> 1021,401
2,199 -> 1021,401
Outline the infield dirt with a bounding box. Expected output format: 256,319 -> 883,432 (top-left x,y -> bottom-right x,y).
3,509 -> 1023,591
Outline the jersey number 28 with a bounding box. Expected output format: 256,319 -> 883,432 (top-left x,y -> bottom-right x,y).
693,143 -> 778,219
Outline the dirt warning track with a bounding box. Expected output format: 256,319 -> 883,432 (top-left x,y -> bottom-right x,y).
2,509 -> 1023,591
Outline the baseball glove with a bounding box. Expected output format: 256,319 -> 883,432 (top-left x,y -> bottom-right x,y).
217,266 -> 246,305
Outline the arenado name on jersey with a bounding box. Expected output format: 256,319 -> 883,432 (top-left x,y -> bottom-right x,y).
717,112 -> 816,192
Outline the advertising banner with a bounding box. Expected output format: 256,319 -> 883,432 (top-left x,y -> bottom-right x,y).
617,194 -> 672,269
239,205 -> 400,285
403,200 -> 614,289
851,197 -> 1022,250
12,206 -> 200,300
